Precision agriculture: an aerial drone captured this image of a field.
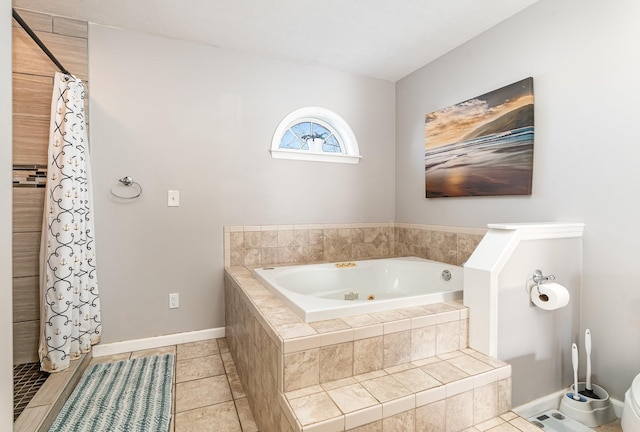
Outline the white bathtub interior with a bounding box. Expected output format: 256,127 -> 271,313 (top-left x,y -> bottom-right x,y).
253,256 -> 462,322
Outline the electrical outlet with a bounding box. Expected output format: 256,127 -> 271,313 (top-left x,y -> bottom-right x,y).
169,293 -> 179,309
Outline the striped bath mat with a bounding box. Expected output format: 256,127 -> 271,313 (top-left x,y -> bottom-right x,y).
49,354 -> 174,432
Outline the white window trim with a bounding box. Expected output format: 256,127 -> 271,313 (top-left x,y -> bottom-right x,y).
270,107 -> 361,164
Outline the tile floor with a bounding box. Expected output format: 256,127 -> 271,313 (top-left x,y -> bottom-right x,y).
89,337 -> 257,432
13,363 -> 49,420
89,337 -> 623,432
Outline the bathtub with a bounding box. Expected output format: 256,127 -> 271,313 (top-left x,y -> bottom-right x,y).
252,257 -> 462,322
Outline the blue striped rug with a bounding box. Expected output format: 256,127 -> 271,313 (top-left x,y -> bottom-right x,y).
49,354 -> 174,432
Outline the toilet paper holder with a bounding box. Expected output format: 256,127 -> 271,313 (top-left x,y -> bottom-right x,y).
532,269 -> 555,296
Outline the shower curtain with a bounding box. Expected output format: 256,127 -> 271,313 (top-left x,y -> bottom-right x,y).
39,72 -> 101,373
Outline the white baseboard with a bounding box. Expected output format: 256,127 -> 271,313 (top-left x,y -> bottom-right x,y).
92,327 -> 225,358
513,389 -> 624,419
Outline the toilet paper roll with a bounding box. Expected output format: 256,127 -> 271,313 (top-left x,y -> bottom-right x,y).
531,282 -> 570,310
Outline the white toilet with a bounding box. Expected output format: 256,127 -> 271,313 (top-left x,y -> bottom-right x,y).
622,373 -> 640,431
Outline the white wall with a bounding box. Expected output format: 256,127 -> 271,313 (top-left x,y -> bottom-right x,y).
1,0 -> 13,428
88,24 -> 396,343
498,238 -> 582,407
396,0 -> 640,400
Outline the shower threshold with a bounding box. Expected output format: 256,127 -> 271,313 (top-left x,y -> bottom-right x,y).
13,354 -> 90,432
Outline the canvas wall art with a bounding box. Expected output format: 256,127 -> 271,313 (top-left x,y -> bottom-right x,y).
425,77 -> 534,198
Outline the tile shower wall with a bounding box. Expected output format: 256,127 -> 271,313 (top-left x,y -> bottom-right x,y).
12,9 -> 89,364
224,223 -> 486,267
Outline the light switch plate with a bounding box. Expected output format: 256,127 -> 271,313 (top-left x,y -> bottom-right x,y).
168,190 -> 179,207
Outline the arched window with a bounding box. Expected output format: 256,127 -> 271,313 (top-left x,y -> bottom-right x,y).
270,107 -> 361,164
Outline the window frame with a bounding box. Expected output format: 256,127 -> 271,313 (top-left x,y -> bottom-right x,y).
270,107 -> 361,164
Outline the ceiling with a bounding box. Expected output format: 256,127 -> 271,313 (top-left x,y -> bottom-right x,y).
13,0 -> 539,82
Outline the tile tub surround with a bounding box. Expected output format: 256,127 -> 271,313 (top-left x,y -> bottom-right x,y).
225,266 -> 514,431
224,223 -> 486,267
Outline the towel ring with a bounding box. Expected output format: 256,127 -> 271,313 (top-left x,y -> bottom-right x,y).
110,176 -> 142,199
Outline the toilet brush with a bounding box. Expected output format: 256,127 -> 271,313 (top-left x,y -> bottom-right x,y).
579,329 -> 600,399
571,343 -> 582,400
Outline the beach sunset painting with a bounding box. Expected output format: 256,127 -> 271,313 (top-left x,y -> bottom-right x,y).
425,77 -> 534,198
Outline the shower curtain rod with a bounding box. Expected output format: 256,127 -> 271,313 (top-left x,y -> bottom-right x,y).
12,8 -> 71,75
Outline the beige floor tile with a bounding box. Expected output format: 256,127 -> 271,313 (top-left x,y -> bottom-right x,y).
327,383 -> 379,413
447,354 -> 494,375
391,367 -> 442,393
235,397 -> 259,432
420,360 -> 469,384
360,375 -> 412,403
175,375 -> 232,413
177,339 -> 219,360
226,371 -> 246,399
217,337 -> 230,353
174,401 -> 241,432
221,351 -> 237,374
130,345 -> 176,359
288,392 -> 342,425
88,352 -> 131,366
175,354 -> 225,383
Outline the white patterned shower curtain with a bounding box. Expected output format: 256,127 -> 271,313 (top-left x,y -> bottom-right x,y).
39,72 -> 101,372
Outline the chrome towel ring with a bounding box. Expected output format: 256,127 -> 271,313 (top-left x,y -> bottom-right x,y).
110,176 -> 142,199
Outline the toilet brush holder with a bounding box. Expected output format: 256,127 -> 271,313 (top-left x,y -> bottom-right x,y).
559,382 -> 616,427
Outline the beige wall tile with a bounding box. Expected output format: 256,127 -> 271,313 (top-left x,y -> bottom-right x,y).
261,230 -> 278,247
354,336 -> 383,375
381,409 -> 415,432
320,342 -> 354,383
410,326 -> 436,361
13,114 -> 49,165
346,419 -> 382,432
230,231 -> 243,250
436,321 -> 461,354
445,391 -> 474,432
415,400 -> 445,431
13,188 -> 45,233
383,331 -> 410,368
52,16 -> 88,38
12,28 -> 88,80
498,378 -> 512,414
474,381 -> 498,424
284,349 -> 319,391
13,276 -> 39,322
12,9 -> 52,32
12,73 -> 52,118
12,231 -> 39,278
13,319 -> 39,363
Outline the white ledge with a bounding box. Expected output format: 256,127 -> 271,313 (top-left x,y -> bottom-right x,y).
270,148 -> 361,164
464,222 -> 584,357
486,222 -> 585,240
